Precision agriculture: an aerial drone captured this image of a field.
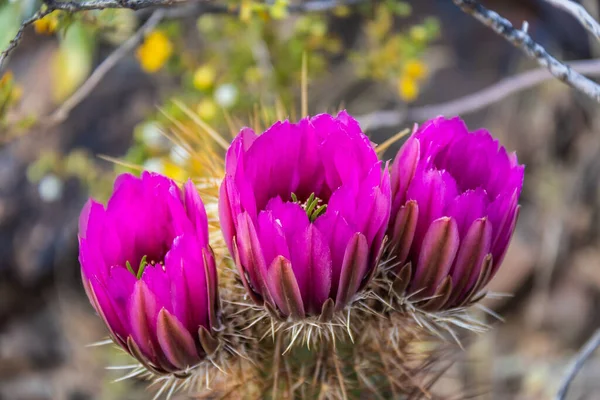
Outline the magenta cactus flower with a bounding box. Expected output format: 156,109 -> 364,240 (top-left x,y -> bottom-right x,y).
389,117 -> 524,310
79,172 -> 219,375
219,111 -> 391,319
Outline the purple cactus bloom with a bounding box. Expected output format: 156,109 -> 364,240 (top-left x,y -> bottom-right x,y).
79,172 -> 219,374
389,117 -> 524,310
219,111 -> 391,319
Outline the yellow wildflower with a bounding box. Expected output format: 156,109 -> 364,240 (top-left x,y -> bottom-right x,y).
409,25 -> 428,42
240,0 -> 253,22
196,98 -> 218,121
404,60 -> 428,80
368,4 -> 392,41
256,9 -> 270,22
136,30 -> 173,73
244,66 -> 262,84
333,5 -> 351,18
324,38 -> 342,54
10,85 -> 23,102
310,21 -> 327,38
34,13 -> 59,35
269,0 -> 289,20
163,160 -> 187,183
193,65 -> 217,91
0,71 -> 13,87
0,71 -> 22,103
398,76 -> 419,102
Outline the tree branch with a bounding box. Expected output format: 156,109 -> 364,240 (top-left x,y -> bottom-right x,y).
43,0 -> 365,12
0,9 -> 53,72
44,9 -> 166,126
543,0 -> 600,42
555,327 -> 600,400
451,0 -> 600,102
0,0 -> 189,72
42,0 -> 190,11
356,58 -> 600,131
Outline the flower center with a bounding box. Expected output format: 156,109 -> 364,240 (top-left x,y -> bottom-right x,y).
291,192 -> 328,223
432,148 -> 490,194
125,255 -> 165,279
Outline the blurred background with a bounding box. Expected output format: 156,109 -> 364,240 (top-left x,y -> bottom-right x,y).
1,0 -> 600,399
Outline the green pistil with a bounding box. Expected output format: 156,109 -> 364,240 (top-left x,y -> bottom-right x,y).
125,261 -> 135,275
126,255 -> 149,279
291,192 -> 328,222
136,255 -> 148,279
312,204 -> 327,221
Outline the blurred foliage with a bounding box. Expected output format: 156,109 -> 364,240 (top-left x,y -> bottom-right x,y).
27,149 -> 115,202
0,0 -> 31,51
352,2 -> 439,101
0,0 -> 439,197
0,71 -> 22,122
52,19 -> 96,101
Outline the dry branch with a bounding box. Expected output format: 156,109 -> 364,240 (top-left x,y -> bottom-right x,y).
0,0 -> 188,71
45,10 -> 166,125
42,0 -> 189,11
0,9 -> 53,71
356,58 -> 600,131
544,0 -> 600,42
555,328 -> 600,400
452,0 -> 600,102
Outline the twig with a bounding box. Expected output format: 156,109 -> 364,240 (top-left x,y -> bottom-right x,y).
0,1 -> 188,72
451,0 -> 600,102
0,9 -> 53,71
42,0 -> 190,11
410,58 -> 600,120
44,10 -> 165,125
44,0 -> 364,12
356,58 -> 600,131
544,0 -> 600,42
555,328 -> 600,400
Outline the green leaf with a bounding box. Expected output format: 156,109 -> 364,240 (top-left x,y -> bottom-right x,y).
0,2 -> 22,52
52,20 -> 95,101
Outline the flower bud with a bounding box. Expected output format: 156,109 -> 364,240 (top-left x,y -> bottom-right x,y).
79,172 -> 219,374
389,117 -> 524,310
